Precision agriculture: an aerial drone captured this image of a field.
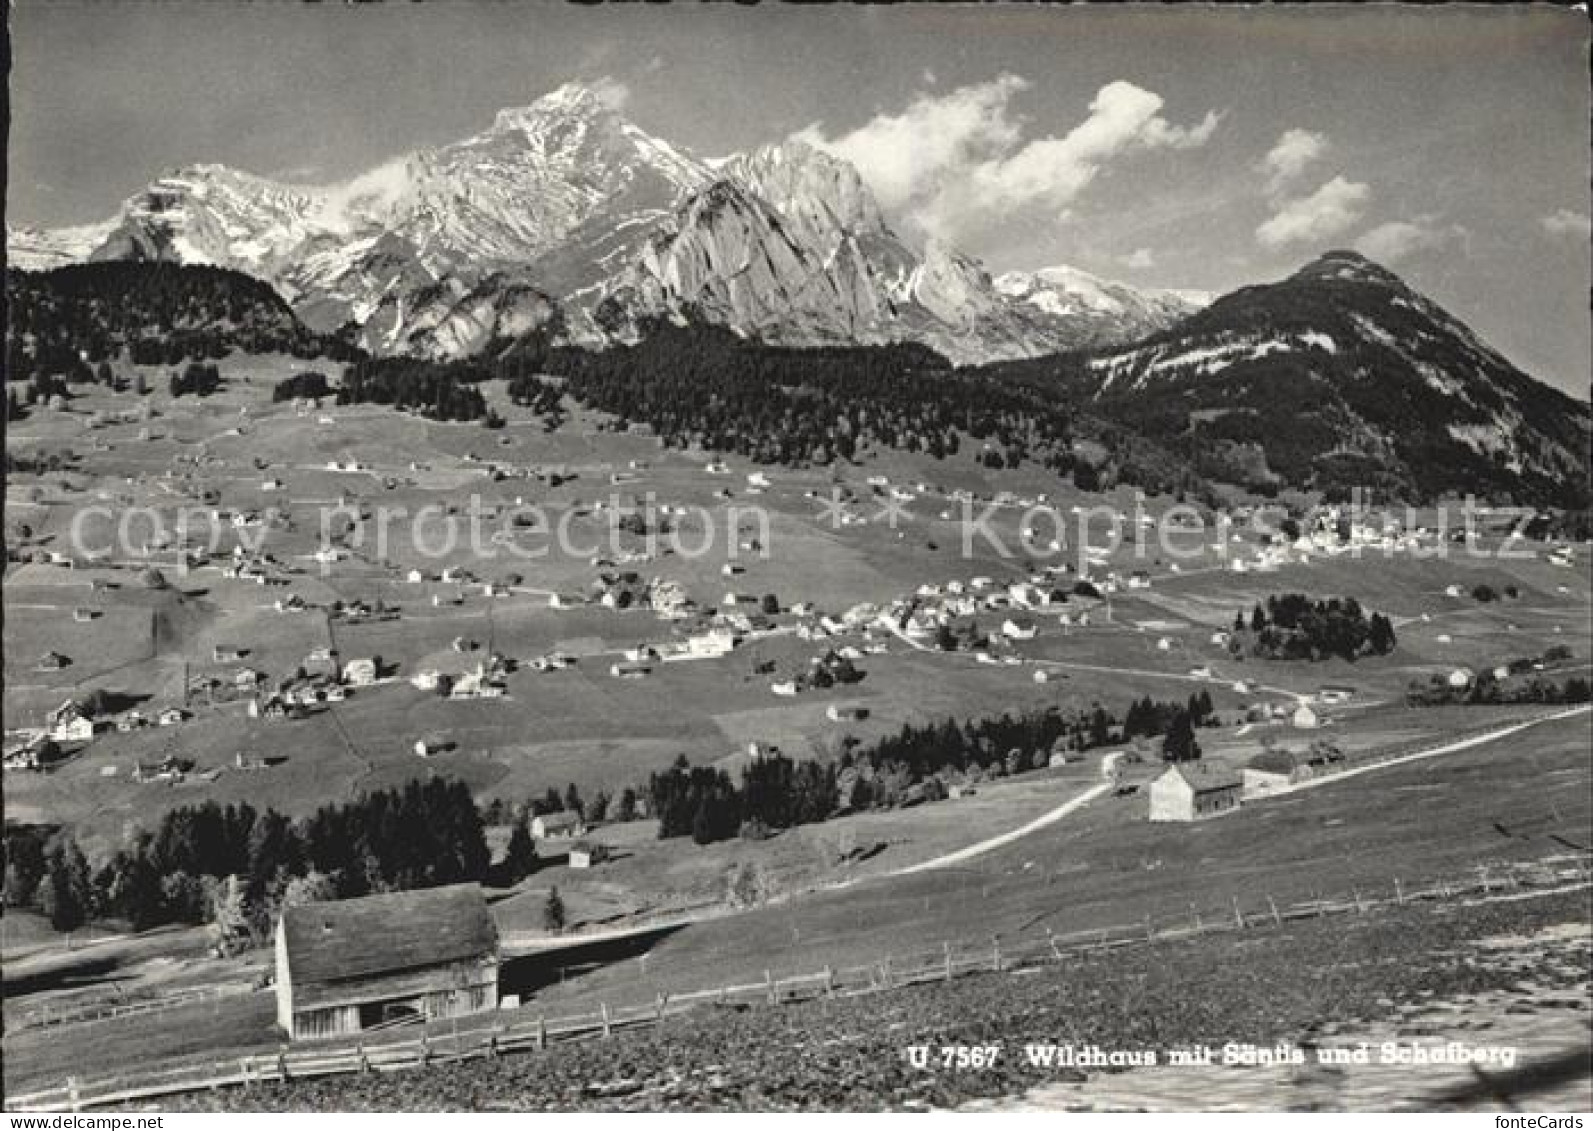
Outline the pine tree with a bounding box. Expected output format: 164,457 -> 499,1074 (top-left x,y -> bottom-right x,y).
505,817 -> 537,882
543,886 -> 566,933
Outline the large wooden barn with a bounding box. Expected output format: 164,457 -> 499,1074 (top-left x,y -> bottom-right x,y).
1147,763 -> 1243,822
274,883 -> 499,1040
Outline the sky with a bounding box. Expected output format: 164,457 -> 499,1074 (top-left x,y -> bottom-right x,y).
8,3 -> 1590,397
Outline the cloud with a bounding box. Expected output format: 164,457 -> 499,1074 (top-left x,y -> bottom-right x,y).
1121,247 -> 1156,270
588,77 -> 631,111
1354,215 -> 1470,264
795,76 -> 1220,243
1260,128 -> 1328,195
1541,208 -> 1592,239
1255,176 -> 1371,249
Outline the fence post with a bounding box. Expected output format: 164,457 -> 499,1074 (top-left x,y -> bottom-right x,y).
242,1056 -> 253,1090
1353,889 -> 1365,914
1232,895 -> 1245,929
656,992 -> 668,1021
824,966 -> 835,996
882,957 -> 892,988
357,1041 -> 370,1074
766,968 -> 776,1005
1478,866 -> 1491,894
536,1015 -> 546,1050
1145,914 -> 1155,943
1190,903 -> 1201,932
1267,896 -> 1281,927
944,941 -> 953,982
420,1030 -> 431,1065
601,1002 -> 611,1037
1394,877 -> 1404,905
67,1077 -> 80,1113
991,937 -> 1002,972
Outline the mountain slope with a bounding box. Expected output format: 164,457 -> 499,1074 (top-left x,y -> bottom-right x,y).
994,264 -> 1205,350
1068,250 -> 1590,505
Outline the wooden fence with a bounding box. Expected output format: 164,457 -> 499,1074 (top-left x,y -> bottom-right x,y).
8,852 -> 1589,1113
7,982 -> 255,1034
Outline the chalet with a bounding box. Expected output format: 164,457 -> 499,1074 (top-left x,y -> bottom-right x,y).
1148,763 -> 1243,822
134,755 -> 187,783
826,704 -> 870,722
568,842 -> 610,869
684,629 -> 737,658
274,884 -> 498,1041
342,658 -> 379,686
1001,617 -> 1038,641
411,670 -> 448,693
531,811 -> 584,839
52,713 -> 97,743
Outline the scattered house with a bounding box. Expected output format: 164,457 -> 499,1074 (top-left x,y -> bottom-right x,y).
770,680 -> 799,697
1188,665 -> 1212,679
342,658 -> 379,687
1317,685 -> 1354,705
568,842 -> 610,869
406,568 -> 427,584
624,645 -> 661,663
609,661 -> 652,679
1447,667 -> 1475,689
275,594 -> 308,614
36,651 -> 70,672
826,704 -> 870,722
1126,571 -> 1152,590
52,712 -> 97,744
531,811 -> 585,840
411,670 -> 447,693
1001,617 -> 1038,641
413,736 -> 449,758
274,884 -> 499,1041
1242,749 -> 1299,797
1291,703 -> 1320,730
1147,763 -> 1244,822
213,645 -> 245,664
72,607 -> 99,622
158,706 -> 189,727
116,711 -> 149,732
548,592 -> 588,609
1444,584 -> 1464,598
683,629 -> 738,658
1156,637 -> 1173,652
1033,669 -> 1053,684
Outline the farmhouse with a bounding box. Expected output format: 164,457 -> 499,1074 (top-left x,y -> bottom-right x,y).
274,884 -> 499,1041
532,811 -> 584,839
343,657 -> 379,686
1148,763 -> 1243,822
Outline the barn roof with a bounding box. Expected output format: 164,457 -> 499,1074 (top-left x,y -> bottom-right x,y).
280,884 -> 496,986
1169,763 -> 1243,793
536,810 -> 582,831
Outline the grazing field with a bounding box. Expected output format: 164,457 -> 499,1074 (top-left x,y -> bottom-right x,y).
112,890 -> 1593,1112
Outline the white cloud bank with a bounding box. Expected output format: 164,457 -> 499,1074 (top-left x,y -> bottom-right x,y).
1255,175 -> 1371,249
1541,208 -> 1592,239
1354,215 -> 1469,264
795,76 -> 1219,243
1260,128 -> 1328,195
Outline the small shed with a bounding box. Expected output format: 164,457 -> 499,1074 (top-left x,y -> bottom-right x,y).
274,884 -> 498,1041
1148,763 -> 1243,822
568,842 -> 610,869
532,811 -> 585,840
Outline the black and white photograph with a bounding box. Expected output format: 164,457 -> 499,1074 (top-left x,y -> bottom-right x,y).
3,1 -> 1590,1117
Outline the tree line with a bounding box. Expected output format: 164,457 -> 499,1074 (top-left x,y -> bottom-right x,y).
647,694 -> 1210,846
1230,593 -> 1396,662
